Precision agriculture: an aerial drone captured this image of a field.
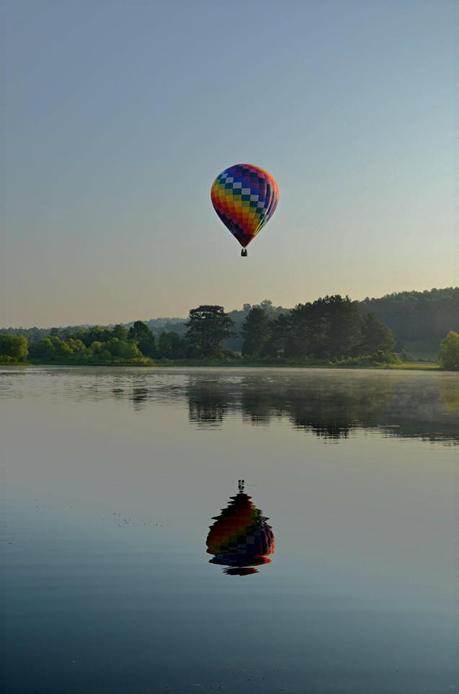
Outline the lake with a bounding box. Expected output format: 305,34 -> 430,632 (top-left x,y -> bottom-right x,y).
1,367 -> 458,693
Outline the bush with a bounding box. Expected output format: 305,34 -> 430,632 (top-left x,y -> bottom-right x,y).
439,332 -> 459,370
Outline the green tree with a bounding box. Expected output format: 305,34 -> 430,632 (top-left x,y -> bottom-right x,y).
0,334 -> 29,361
29,337 -> 57,361
112,324 -> 128,340
439,331 -> 459,370
128,321 -> 156,357
89,341 -> 105,356
186,305 -> 234,358
359,313 -> 395,355
105,338 -> 141,360
157,331 -> 184,359
263,314 -> 290,359
66,338 -> 87,354
241,307 -> 271,357
50,336 -> 74,359
323,296 -> 362,357
28,336 -> 74,361
287,303 -> 315,358
78,327 -> 113,346
287,296 -> 361,359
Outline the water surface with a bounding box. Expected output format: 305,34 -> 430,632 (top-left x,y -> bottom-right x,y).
1,367 -> 458,693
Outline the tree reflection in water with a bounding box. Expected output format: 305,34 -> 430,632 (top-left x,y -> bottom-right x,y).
187,379 -> 228,427
189,374 -> 394,440
125,371 -> 459,444
206,481 -> 275,576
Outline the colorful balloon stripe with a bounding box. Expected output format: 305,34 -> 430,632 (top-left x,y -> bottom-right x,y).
211,163 -> 279,248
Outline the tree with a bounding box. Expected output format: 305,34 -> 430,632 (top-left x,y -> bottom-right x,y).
259,299 -> 274,312
0,334 -> 28,361
29,337 -> 57,361
439,331 -> 459,370
50,336 -> 74,359
28,336 -> 73,361
128,321 -> 156,357
241,307 -> 271,357
359,313 -> 395,355
263,314 -> 290,359
286,296 -> 362,359
322,296 -> 362,357
157,331 -> 184,359
105,338 -> 141,360
90,341 -> 105,356
112,324 -> 128,340
66,338 -> 87,354
186,305 -> 234,358
77,326 -> 113,347
287,303 -> 315,358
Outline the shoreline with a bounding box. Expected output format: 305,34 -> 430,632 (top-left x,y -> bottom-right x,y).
0,361 -> 444,372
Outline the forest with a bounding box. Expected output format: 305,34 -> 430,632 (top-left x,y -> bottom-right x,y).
360,287 -> 459,358
1,290 -> 458,369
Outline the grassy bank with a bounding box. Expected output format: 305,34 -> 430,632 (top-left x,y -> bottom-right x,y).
384,361 -> 440,371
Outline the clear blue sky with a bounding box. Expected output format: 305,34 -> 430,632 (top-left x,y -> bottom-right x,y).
2,0 -> 457,327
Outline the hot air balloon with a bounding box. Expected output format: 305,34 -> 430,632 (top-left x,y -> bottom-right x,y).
211,164 -> 279,257
206,480 -> 275,576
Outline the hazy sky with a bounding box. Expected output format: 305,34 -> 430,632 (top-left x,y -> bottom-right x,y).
2,0 -> 457,327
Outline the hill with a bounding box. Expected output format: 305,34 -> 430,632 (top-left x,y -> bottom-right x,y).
360,288 -> 459,359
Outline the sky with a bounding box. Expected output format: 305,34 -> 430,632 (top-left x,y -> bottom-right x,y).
2,0 -> 457,327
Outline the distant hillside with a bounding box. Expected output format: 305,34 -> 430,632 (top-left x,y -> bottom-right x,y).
360,288 -> 459,359
145,317 -> 187,336
1,288 -> 457,359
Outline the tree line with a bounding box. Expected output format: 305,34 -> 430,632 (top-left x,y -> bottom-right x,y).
2,287 -> 457,359
1,295 -> 458,369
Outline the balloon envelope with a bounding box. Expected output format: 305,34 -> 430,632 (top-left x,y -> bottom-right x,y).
211,163 -> 279,248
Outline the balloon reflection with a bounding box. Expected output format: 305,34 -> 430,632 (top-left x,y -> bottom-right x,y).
206,481 -> 275,576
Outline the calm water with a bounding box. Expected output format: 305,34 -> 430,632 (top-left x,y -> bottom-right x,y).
1,367 -> 458,694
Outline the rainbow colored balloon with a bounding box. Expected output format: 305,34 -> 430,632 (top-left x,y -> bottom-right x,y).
211,163 -> 279,254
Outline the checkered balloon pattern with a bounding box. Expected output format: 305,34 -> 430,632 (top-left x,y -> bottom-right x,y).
211,163 -> 279,248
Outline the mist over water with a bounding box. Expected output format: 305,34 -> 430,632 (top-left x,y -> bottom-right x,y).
1,367 -> 458,693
